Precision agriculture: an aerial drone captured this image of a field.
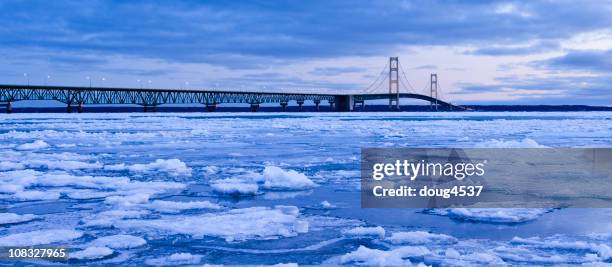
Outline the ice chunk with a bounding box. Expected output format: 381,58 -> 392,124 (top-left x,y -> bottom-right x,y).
387,231 -> 457,245
342,226 -> 385,239
0,213 -> 39,225
81,209 -> 150,227
0,229 -> 83,246
105,193 -> 150,207
260,166 -> 316,190
0,161 -> 25,171
14,190 -> 61,201
90,235 -> 147,249
116,206 -> 308,242
320,200 -> 335,209
511,236 -> 611,260
71,246 -> 114,260
211,178 -> 259,195
146,200 -> 222,213
426,208 -> 552,223
145,253 -> 202,266
475,138 -> 548,148
104,159 -> 192,176
16,140 -> 49,150
340,245 -> 430,266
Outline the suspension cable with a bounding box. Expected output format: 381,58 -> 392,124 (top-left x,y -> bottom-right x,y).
397,61 -> 417,93
362,61 -> 389,94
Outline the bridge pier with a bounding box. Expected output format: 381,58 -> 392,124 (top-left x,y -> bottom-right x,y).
353,100 -> 365,111
280,102 -> 288,112
66,103 -> 73,113
296,100 -> 304,111
329,101 -> 335,111
143,105 -> 157,112
205,103 -> 217,112
334,95 -> 353,112
314,100 -> 320,111
0,102 -> 11,114
77,101 -> 84,113
250,103 -> 260,112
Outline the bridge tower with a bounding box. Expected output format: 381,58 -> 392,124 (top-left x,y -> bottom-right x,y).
430,73 -> 438,111
389,57 -> 400,110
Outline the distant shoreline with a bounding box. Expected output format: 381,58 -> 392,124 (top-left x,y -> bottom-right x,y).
2,105 -> 611,113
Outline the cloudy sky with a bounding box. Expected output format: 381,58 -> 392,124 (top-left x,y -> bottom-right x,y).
1,0 -> 611,105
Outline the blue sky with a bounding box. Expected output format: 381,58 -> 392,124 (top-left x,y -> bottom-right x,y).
1,0 -> 611,105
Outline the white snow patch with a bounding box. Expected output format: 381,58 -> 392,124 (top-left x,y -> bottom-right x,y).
116,206 -> 308,242
71,246 -> 114,260
387,231 -> 458,245
90,235 -> 147,249
0,229 -> 83,246
16,140 -> 49,150
0,213 -> 39,225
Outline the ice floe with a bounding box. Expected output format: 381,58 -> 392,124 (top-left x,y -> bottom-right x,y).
15,140 -> 49,150
104,159 -> 192,176
260,166 -> 315,189
342,226 -> 386,239
70,246 -> 114,260
339,245 -> 430,266
209,166 -> 315,196
145,200 -> 222,213
115,206 -> 308,242
144,252 -> 202,266
0,229 -> 83,246
211,178 -> 259,195
89,234 -> 147,249
0,213 -> 39,225
475,138 -> 548,148
425,208 -> 553,223
387,231 -> 457,245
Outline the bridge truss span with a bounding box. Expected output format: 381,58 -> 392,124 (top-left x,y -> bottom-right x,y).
0,85 -> 336,111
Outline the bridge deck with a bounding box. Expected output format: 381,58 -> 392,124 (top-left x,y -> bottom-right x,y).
0,84 -> 463,111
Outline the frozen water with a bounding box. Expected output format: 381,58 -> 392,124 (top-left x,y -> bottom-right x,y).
0,112 -> 610,265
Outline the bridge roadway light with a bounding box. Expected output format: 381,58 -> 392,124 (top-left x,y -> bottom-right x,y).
137,79 -> 142,89
24,73 -> 29,86
148,80 -> 152,88
86,76 -> 92,88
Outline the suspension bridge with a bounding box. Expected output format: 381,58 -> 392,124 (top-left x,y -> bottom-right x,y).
0,57 -> 463,113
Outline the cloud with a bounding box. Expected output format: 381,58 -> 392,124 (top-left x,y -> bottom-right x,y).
309,67 -> 366,76
452,74 -> 612,105
1,1 -> 611,65
413,65 -> 437,70
471,41 -> 560,56
538,49 -> 612,72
